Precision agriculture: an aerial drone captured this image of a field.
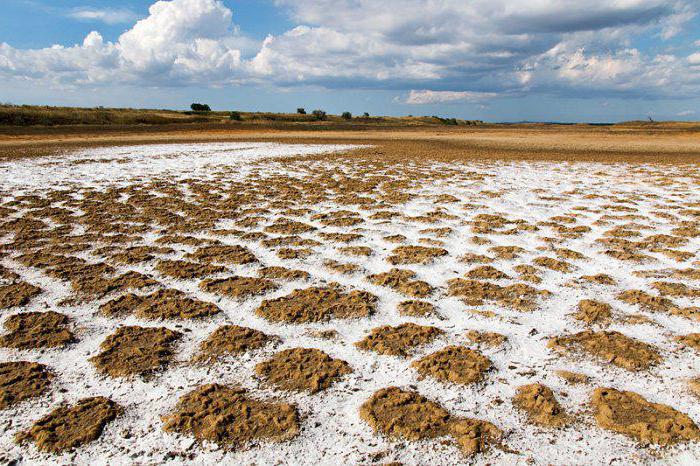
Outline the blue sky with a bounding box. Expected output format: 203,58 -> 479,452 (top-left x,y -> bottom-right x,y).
1,0 -> 699,122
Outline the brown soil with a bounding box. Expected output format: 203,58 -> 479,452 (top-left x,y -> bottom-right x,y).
256,285 -> 377,323
195,325 -> 274,362
264,219 -> 315,235
255,347 -> 352,393
675,333 -> 700,352
387,246 -> 448,265
0,311 -> 74,349
355,323 -> 443,357
555,370 -> 590,384
465,266 -> 510,280
0,281 -> 42,309
100,289 -> 220,320
573,300 -> 613,325
90,326 -> 182,377
367,269 -> 432,298
617,289 -> 699,321
16,397 -> 123,452
591,388 -> 700,445
448,279 -> 547,311
162,384 -> 299,448
277,247 -> 314,259
579,274 -> 616,285
155,260 -> 227,279
338,246 -> 373,257
258,266 -> 310,281
465,330 -> 507,347
532,257 -> 573,273
186,244 -> 258,265
689,378 -> 700,398
412,346 -> 491,385
548,330 -> 661,371
359,387 -> 501,456
0,361 -> 52,409
200,276 -> 279,300
513,384 -> 569,427
397,300 -> 437,317
324,259 -> 361,274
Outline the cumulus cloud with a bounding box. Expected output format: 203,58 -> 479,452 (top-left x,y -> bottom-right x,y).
67,8 -> 139,25
404,90 -> 499,104
0,0 -> 699,99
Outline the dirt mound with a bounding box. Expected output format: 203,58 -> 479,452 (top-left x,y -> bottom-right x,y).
356,323 -> 443,357
196,325 -> 274,362
264,219 -> 315,234
155,260 -> 227,279
324,260 -> 361,274
255,348 -> 352,393
359,387 -> 501,456
319,233 -> 363,243
465,266 -> 509,280
555,370 -> 590,384
0,281 -> 42,309
573,299 -> 612,325
465,330 -> 507,347
0,265 -> 20,281
617,289 -> 674,312
162,384 -> 299,448
338,246 -> 373,257
513,384 -> 569,427
591,388 -> 700,445
533,257 -> 573,273
186,245 -> 257,265
675,333 -> 700,352
200,276 -> 279,300
387,246 -> 448,265
277,247 -> 314,259
579,274 -> 616,285
258,266 -> 310,281
0,361 -> 52,409
367,269 -> 432,298
16,397 -> 123,452
0,311 -> 74,349
448,279 -> 546,311
90,326 -> 182,377
412,346 -> 491,385
100,289 -> 220,320
256,286 -> 377,323
549,330 -> 661,371
397,300 -> 437,317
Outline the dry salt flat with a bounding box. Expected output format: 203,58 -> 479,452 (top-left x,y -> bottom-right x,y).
0,142 -> 699,465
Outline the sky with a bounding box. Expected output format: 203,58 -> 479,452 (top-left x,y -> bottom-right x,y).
1,0 -> 699,122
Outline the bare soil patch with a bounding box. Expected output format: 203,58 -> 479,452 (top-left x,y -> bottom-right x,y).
186,245 -> 258,265
100,289 -> 220,320
412,345 -> 491,385
0,311 -> 74,349
195,325 -> 274,362
465,330 -> 507,347
367,269 -> 432,298
387,246 -> 448,265
513,384 -> 569,427
573,300 -> 613,326
0,361 -> 52,409
255,348 -> 352,393
200,276 -> 279,300
155,260 -> 227,279
256,286 -> 377,323
258,266 -> 310,281
0,281 -> 42,309
355,323 -> 443,357
397,300 -> 437,317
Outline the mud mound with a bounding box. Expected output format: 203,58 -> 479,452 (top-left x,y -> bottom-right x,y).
258,266 -> 310,281
689,378 -> 700,398
196,325 -> 274,362
412,346 -> 491,385
338,246 -> 373,257
465,330 -> 507,347
162,384 -> 299,448
676,333 -> 700,352
513,384 -> 568,427
397,300 -> 437,317
186,245 -> 257,265
16,397 -> 123,452
90,326 -> 182,377
367,269 -> 432,298
356,323 -> 443,357
137,289 -> 221,319
0,265 -> 19,281
359,387 -> 501,456
255,348 -> 352,393
155,260 -> 227,279
549,330 -> 661,371
319,233 -> 363,243
277,247 -> 314,259
200,276 -> 279,300
324,260 -> 361,274
387,246 -> 448,265
0,361 -> 52,409
533,257 -> 573,273
617,289 -> 674,312
579,274 -> 616,285
573,300 -> 612,325
264,219 -> 315,235
0,281 -> 42,309
0,311 -> 74,349
555,370 -> 590,384
591,388 -> 700,445
465,266 -> 509,280
448,279 -> 546,311
256,286 -> 377,323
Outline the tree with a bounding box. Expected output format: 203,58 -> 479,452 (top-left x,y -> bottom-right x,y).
297,108 -> 306,114
190,103 -> 211,113
341,111 -> 352,120
363,112 -> 370,117
312,109 -> 327,121
230,111 -> 241,121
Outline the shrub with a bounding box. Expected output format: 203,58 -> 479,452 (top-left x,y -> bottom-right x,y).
341,111 -> 352,120
312,109 -> 327,121
190,103 -> 211,113
297,108 -> 306,114
363,112 -> 370,117
230,111 -> 242,121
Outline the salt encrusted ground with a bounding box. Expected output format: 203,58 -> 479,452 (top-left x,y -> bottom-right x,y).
0,142 -> 699,465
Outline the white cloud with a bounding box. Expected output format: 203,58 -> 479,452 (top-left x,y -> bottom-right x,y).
67,8 -> 139,25
404,90 -> 498,104
678,109 -> 696,116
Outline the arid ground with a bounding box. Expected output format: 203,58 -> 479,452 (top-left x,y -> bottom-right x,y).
0,124 -> 699,464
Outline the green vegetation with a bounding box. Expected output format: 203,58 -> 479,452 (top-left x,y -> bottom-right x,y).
341,111 -> 352,120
